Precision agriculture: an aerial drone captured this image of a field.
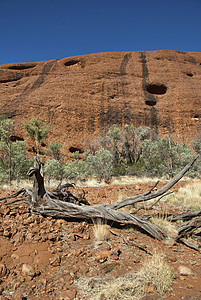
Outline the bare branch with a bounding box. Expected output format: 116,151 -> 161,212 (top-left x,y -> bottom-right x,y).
102,155 -> 199,210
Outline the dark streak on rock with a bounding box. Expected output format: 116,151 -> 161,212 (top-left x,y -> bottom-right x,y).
141,52 -> 158,138
99,82 -> 106,135
150,107 -> 158,140
30,61 -> 56,91
120,53 -> 132,75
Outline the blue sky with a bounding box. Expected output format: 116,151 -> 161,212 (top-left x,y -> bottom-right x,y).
1,0 -> 201,64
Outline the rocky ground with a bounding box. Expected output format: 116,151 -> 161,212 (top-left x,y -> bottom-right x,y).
0,180 -> 201,300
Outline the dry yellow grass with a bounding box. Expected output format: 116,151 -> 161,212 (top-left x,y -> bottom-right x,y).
150,215 -> 177,237
169,181 -> 201,211
77,253 -> 173,299
92,218 -> 109,242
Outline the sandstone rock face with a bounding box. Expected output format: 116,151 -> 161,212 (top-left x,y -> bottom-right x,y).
0,50 -> 200,156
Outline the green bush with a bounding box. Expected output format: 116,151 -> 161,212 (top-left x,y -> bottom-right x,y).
192,134 -> 201,176
85,148 -> 114,182
63,159 -> 87,182
48,141 -> 63,160
11,141 -> 32,181
140,137 -> 194,178
44,159 -> 65,181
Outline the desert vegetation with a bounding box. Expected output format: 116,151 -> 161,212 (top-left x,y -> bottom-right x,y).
0,116 -> 200,186
0,116 -> 201,299
77,253 -> 173,299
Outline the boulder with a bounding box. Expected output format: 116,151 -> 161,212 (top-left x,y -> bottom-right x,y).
0,50 -> 200,156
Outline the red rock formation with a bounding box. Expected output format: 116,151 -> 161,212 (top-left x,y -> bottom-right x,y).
0,50 -> 200,156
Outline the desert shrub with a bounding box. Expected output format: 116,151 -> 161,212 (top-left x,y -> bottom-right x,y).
48,141 -> 63,160
85,148 -> 114,182
63,159 -> 87,182
11,141 -> 32,181
140,137 -> 194,178
0,139 -> 32,183
192,134 -> 201,175
44,159 -> 65,181
192,134 -> 201,154
23,118 -> 49,156
99,124 -> 150,175
86,126 -> 198,178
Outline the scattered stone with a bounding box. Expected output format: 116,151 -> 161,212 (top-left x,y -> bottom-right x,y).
49,255 -> 61,267
146,284 -> 154,293
12,232 -> 25,245
141,295 -> 160,300
22,264 -> 35,278
0,263 -> 7,277
178,265 -> 192,276
96,241 -> 111,251
11,253 -> 19,260
164,238 -> 176,247
168,255 -> 177,262
59,289 -> 77,300
3,229 -> 11,238
95,250 -> 111,263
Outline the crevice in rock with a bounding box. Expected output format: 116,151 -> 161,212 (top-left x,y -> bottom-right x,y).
69,146 -> 84,154
145,100 -> 157,106
10,136 -> 24,142
64,60 -> 80,67
146,84 -> 167,95
109,95 -> 116,99
8,64 -> 36,70
192,114 -> 199,119
0,77 -> 22,83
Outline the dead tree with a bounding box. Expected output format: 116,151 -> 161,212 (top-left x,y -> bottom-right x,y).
0,155 -> 199,242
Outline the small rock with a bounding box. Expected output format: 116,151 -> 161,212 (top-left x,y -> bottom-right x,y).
141,295 -> 160,300
13,281 -> 22,290
95,250 -> 111,263
178,265 -> 192,276
49,255 -> 61,266
48,233 -> 57,241
96,241 -> 111,251
146,284 -> 154,293
164,238 -> 175,247
12,232 -> 25,245
0,263 -> 7,277
3,229 -> 11,238
110,254 -> 119,260
11,253 -> 19,260
59,289 -> 77,300
22,264 -> 35,278
14,292 -> 24,300
168,255 -> 177,262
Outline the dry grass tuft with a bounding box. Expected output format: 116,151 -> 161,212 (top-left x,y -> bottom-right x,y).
169,181 -> 201,211
150,215 -> 177,237
140,253 -> 173,296
111,176 -> 163,186
76,253 -> 173,299
92,218 -> 109,242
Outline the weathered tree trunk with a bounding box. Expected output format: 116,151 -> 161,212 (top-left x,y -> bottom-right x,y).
1,155 -> 199,243
25,155 -> 198,240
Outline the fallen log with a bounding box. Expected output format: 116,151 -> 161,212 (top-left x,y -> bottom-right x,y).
0,155 -> 199,241
168,210 -> 201,222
